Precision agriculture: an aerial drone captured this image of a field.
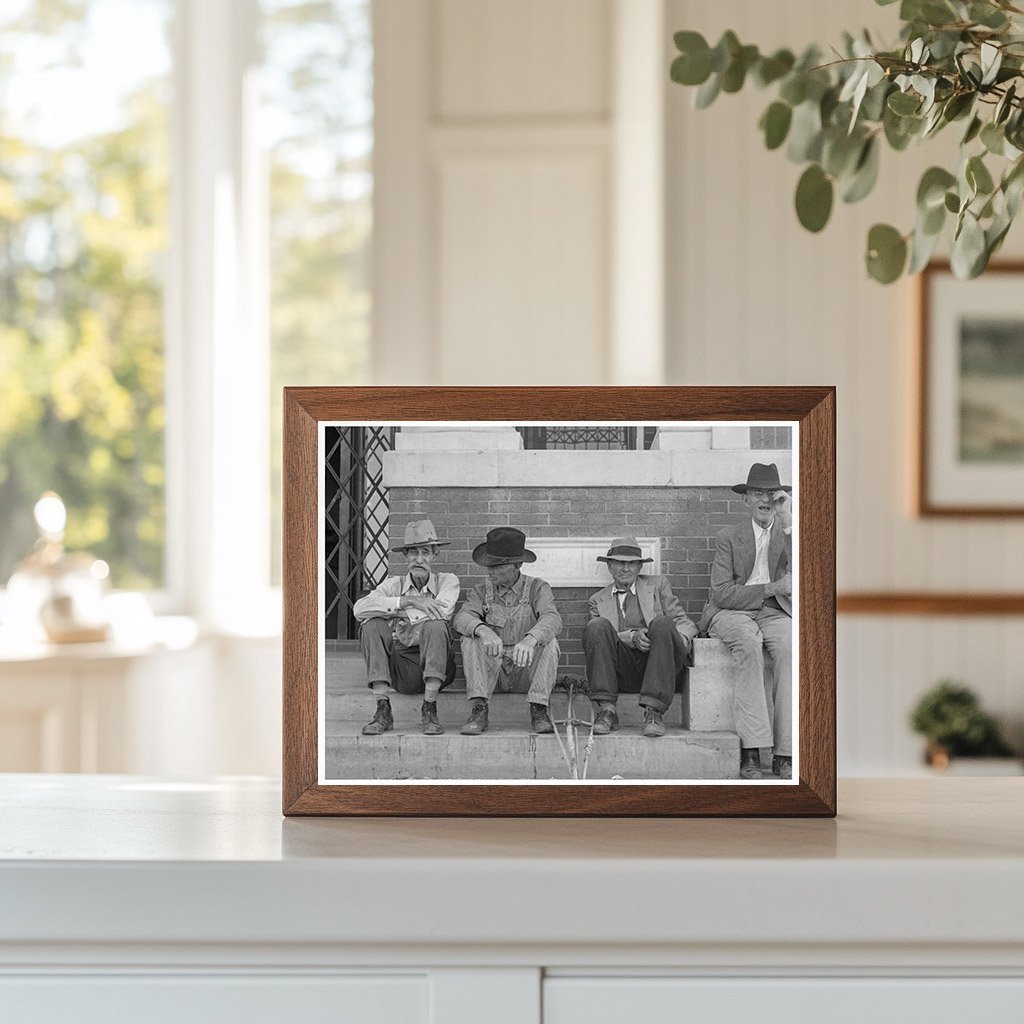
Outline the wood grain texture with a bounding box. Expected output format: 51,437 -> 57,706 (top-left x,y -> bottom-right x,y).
837,592 -> 1024,616
281,387 -> 837,817
916,260 -> 1024,518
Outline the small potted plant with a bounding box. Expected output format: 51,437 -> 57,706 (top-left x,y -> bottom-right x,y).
909,679 -> 1019,773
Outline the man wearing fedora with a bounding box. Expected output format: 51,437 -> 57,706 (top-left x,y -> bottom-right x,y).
353,519 -> 460,736
453,527 -> 562,736
700,463 -> 794,780
584,538 -> 697,738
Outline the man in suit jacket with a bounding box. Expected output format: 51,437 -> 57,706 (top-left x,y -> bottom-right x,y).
700,463 -> 793,780
583,538 -> 697,738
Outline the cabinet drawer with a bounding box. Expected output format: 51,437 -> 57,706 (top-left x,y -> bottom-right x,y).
544,976 -> 1024,1024
0,974 -> 427,1024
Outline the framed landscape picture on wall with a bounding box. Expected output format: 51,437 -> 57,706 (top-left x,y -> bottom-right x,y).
282,387 -> 836,816
918,262 -> 1024,516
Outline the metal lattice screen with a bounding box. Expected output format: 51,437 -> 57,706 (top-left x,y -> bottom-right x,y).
324,426 -> 397,641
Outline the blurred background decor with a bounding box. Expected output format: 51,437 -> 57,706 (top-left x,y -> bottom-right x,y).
1,0 -> 1023,779
917,261 -> 1024,515
910,678 -> 1020,772
5,492 -> 111,645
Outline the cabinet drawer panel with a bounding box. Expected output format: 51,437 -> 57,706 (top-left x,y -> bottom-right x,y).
0,975 -> 427,1024
544,977 -> 1024,1023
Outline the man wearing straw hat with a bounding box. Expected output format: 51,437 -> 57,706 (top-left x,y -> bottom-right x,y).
700,463 -> 794,780
453,526 -> 563,736
354,519 -> 459,736
583,538 -> 697,738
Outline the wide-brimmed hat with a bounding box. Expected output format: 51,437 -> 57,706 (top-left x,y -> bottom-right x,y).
392,519 -> 451,552
472,527 -> 537,566
596,537 -> 653,564
731,463 -> 792,495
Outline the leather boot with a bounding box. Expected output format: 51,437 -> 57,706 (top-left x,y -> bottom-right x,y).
642,707 -> 665,738
421,701 -> 444,736
530,702 -> 554,734
739,747 -> 762,780
460,699 -> 489,735
361,697 -> 393,735
592,704 -> 619,735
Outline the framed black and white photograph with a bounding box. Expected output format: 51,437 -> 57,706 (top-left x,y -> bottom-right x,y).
283,387 -> 836,816
918,261 -> 1024,517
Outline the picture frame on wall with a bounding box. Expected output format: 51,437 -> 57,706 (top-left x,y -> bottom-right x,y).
282,387 -> 836,816
918,261 -> 1024,517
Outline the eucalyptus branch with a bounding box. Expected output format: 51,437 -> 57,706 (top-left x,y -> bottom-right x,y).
670,2 -> 1024,283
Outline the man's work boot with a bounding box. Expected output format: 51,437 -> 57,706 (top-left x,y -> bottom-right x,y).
530,702 -> 554,734
421,700 -> 444,736
772,754 -> 792,780
460,699 -> 489,735
592,704 -> 619,735
739,747 -> 763,780
361,697 -> 393,735
642,707 -> 666,738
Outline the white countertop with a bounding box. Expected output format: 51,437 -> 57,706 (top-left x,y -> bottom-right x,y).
1,775 -> 1022,954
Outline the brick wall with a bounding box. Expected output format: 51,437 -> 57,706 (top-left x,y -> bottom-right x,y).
386,485 -> 757,679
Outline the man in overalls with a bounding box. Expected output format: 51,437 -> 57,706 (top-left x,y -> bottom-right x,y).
453,527 -> 563,736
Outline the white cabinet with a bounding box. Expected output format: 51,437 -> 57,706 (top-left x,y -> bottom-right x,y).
1,777 -> 1022,1023
544,977 -> 1024,1023
0,975 -> 428,1024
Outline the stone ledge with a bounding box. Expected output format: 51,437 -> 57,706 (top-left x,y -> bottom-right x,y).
324,727 -> 740,780
383,449 -> 793,488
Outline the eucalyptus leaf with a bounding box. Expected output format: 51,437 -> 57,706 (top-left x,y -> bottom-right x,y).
779,74 -> 807,106
962,115 -> 983,145
795,164 -> 834,232
710,31 -> 740,73
760,102 -> 793,150
921,200 -> 946,235
917,166 -> 957,209
671,33 -> 713,87
951,212 -> 986,278
888,91 -> 921,115
970,2 -> 1009,30
866,223 -> 908,283
842,137 -> 880,203
995,82 -> 1017,124
980,42 -> 1002,87
908,221 -> 942,273
754,49 -> 795,87
694,73 -> 721,109
787,101 -> 823,162
967,154 -> 995,195
944,190 -> 961,213
981,122 -> 1005,155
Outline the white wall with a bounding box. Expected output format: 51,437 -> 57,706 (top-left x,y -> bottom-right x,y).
664,0 -> 1024,772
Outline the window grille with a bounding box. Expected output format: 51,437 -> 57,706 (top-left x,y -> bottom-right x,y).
324,426 -> 397,641
517,426 -> 656,450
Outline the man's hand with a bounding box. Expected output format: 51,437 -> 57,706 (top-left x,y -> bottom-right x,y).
511,636 -> 537,667
632,628 -> 651,653
774,490 -> 793,532
401,594 -> 445,619
476,626 -> 503,656
767,572 -> 792,598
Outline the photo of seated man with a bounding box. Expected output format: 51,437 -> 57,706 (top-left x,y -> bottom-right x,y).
453,526 -> 562,736
583,538 -> 697,738
353,519 -> 459,737
699,463 -> 793,780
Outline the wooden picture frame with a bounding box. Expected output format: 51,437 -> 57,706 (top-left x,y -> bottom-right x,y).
917,261 -> 1024,517
283,387 -> 836,816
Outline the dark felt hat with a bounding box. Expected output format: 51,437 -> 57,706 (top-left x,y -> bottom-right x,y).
471,527 -> 537,567
731,463 -> 792,495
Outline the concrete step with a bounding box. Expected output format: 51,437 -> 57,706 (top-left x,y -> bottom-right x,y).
324,719 -> 739,781
326,689 -> 685,730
